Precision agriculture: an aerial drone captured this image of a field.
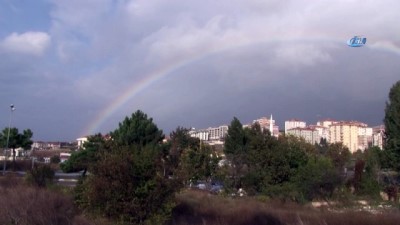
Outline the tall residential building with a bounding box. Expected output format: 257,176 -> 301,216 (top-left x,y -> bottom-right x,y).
189,125 -> 228,143
286,126 -> 320,144
317,119 -> 337,128
372,125 -> 385,149
208,125 -> 229,140
329,121 -> 365,153
189,128 -> 209,141
285,119 -> 306,134
358,124 -> 373,151
308,125 -> 329,143
252,115 -> 279,137
316,119 -> 337,142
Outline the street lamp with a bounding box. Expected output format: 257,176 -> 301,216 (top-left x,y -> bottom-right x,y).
3,104 -> 15,175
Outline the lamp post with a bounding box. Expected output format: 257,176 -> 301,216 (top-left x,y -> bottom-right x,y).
2,104 -> 15,175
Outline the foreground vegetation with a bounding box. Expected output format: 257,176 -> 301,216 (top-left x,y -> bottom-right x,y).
0,175 -> 399,225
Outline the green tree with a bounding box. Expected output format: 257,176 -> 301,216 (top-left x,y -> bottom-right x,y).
111,110 -> 164,147
179,143 -> 219,184
166,127 -> 200,177
79,146 -> 175,224
224,117 -> 247,189
60,133 -> 108,176
294,156 -> 341,201
384,80 -> 400,170
353,147 -> 382,198
238,125 -> 313,197
75,110 -> 177,224
325,143 -> 351,173
0,127 -> 33,169
242,122 -> 276,194
267,135 -> 309,185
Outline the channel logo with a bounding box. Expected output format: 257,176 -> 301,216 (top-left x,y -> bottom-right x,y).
347,36 -> 367,47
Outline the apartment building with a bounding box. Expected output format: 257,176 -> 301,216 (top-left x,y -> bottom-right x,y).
329,121 -> 367,153
189,125 -> 228,143
208,125 -> 229,140
308,125 -> 329,143
286,126 -> 320,144
358,124 -> 373,151
285,119 -> 306,134
372,125 -> 385,149
252,115 -> 279,137
316,119 -> 338,142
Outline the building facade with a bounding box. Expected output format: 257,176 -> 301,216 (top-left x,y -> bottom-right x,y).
252,115 -> 279,137
189,125 -> 228,143
285,119 -> 306,134
372,125 -> 385,149
329,121 -> 365,153
287,127 -> 320,144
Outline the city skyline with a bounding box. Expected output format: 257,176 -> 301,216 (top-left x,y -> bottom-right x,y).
0,0 -> 399,141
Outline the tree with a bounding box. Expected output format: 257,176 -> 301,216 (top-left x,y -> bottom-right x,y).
60,133 -> 108,176
266,135 -> 309,185
166,127 -> 200,177
78,146 -> 176,224
165,127 -> 220,187
111,110 -> 164,147
325,143 -> 351,173
242,122 -> 276,194
224,117 -> 247,189
179,143 -> 219,184
384,80 -> 400,170
0,127 -> 33,169
354,147 -> 382,197
294,156 -> 341,201
75,110 -> 177,224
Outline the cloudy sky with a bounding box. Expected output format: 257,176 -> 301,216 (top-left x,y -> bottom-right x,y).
0,0 -> 399,141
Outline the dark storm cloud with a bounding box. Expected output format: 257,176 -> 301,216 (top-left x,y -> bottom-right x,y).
0,0 -> 399,140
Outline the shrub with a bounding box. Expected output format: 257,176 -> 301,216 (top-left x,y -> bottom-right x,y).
76,146 -> 177,224
26,164 -> 55,187
0,185 -> 75,225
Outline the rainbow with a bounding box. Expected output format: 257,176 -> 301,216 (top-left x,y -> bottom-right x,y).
81,36 -> 400,137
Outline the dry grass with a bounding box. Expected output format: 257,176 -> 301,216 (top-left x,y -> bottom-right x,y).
1,175 -> 398,225
167,189 -> 400,225
0,174 -> 112,225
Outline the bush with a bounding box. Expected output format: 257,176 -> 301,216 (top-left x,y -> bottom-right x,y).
26,164 -> 55,187
51,155 -> 61,164
76,146 -> 177,224
0,185 -> 75,225
167,190 -> 400,225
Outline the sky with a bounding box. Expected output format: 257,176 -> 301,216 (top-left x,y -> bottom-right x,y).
0,0 -> 399,141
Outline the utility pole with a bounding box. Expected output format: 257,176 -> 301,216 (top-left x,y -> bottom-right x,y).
3,104 -> 15,175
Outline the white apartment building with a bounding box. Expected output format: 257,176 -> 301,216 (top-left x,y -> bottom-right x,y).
308,125 -> 329,143
286,127 -> 320,144
252,115 -> 279,137
285,119 -> 306,134
208,125 -> 229,140
76,137 -> 88,150
189,125 -> 228,143
316,119 -> 338,142
317,119 -> 337,128
358,124 -> 373,151
189,129 -> 209,141
372,125 -> 385,149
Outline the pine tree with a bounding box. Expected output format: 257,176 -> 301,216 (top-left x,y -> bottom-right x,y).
384,80 -> 400,170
